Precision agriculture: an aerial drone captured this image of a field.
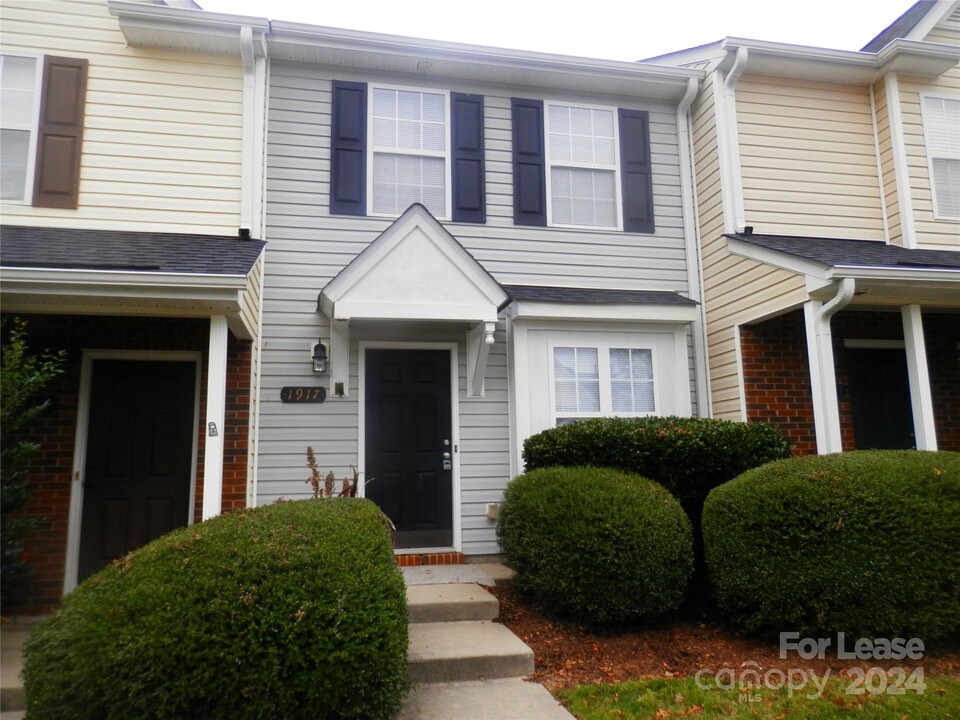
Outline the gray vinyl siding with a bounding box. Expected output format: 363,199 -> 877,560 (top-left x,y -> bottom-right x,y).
259,60 -> 694,554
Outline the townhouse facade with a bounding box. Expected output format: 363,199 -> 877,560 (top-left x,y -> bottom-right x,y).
2,0 -> 957,610
652,0 -> 960,455
0,0 -> 267,610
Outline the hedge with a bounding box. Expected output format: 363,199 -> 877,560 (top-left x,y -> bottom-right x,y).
23,499 -> 408,720
497,466 -> 693,626
702,450 -> 960,640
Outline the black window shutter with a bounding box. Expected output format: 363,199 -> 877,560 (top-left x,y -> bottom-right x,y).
511,98 -> 546,226
33,55 -> 87,209
619,109 -> 655,233
330,81 -> 367,216
451,92 -> 486,223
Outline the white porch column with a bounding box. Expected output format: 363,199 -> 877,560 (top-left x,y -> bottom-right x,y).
901,304 -> 938,450
202,315 -> 229,519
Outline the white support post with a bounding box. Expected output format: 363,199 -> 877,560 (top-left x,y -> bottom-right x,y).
203,315 -> 229,520
901,304 -> 938,450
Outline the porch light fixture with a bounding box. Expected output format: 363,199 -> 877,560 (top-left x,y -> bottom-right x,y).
312,341 -> 328,374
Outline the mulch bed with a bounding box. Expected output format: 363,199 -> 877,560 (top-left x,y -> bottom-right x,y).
487,583 -> 960,693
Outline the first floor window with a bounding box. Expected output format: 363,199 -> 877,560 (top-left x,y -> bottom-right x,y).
553,346 -> 655,425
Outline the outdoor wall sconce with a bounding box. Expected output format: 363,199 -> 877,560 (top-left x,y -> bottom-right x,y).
312,341 -> 328,374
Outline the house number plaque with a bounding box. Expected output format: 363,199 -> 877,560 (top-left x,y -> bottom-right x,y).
280,386 -> 327,403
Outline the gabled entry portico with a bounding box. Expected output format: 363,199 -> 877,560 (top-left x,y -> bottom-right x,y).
318,204 -> 510,550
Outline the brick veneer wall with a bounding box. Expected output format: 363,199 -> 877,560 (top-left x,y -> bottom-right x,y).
740,310 -> 818,454
740,308 -> 960,456
2,314 -> 252,614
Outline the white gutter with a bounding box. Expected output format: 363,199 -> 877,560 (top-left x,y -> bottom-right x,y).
807,278 -> 856,454
676,76 -> 712,417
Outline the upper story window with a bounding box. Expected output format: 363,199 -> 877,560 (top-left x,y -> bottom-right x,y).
370,86 -> 449,218
330,80 -> 485,223
546,103 -> 619,229
552,345 -> 656,426
0,53 -> 87,209
922,95 -> 960,220
1,54 -> 41,203
512,98 -> 653,233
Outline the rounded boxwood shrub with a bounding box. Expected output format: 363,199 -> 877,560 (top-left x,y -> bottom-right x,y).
23,499 -> 408,720
497,466 -> 693,626
702,450 -> 960,640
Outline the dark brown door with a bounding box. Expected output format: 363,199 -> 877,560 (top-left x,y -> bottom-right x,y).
365,349 -> 453,548
78,360 -> 196,581
846,348 -> 915,450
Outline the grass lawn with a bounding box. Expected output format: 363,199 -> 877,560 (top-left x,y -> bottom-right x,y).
560,673 -> 960,719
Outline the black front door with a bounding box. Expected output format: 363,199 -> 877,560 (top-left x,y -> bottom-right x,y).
365,349 -> 453,548
78,360 -> 196,582
846,348 -> 915,450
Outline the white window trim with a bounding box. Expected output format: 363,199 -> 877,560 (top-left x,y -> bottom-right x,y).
366,82 -> 452,220
0,52 -> 43,206
919,92 -> 960,221
543,100 -> 622,231
548,341 -> 659,425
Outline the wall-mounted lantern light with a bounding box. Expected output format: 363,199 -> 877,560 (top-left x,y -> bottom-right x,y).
312,341 -> 328,374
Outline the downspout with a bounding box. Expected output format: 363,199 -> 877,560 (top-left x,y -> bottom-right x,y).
720,46 -> 748,234
884,73 -> 916,248
240,26 -> 256,234
812,278 -> 856,454
676,76 -> 711,417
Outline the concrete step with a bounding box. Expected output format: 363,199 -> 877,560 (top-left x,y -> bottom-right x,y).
408,621 -> 534,684
399,678 -> 575,720
1,618 -> 43,714
407,583 -> 499,624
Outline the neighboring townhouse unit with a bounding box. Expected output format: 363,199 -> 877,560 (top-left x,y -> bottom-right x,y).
253,24 -> 708,558
0,0 -> 267,611
651,0 -> 960,455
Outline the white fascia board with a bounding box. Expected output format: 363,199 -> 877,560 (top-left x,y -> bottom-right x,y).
268,22 -> 702,99
331,301 -> 500,323
726,237 -> 829,279
108,0 -> 267,52
899,0 -> 960,44
714,36 -> 958,83
508,300 -> 698,324
830,265 -> 960,284
1,266 -> 249,291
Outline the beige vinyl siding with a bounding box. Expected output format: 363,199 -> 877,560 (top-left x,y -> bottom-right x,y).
0,0 -> 243,233
261,61 -> 695,552
691,72 -> 806,421
736,75 -> 885,240
899,70 -> 960,250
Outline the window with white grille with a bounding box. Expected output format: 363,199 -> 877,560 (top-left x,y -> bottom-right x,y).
552,345 -> 655,425
921,95 -> 960,220
546,103 -> 619,229
370,86 -> 448,218
0,54 -> 40,203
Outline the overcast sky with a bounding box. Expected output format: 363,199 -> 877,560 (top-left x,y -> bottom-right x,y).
198,0 -> 920,62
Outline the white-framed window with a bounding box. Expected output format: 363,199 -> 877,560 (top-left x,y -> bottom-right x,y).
545,102 -> 620,229
0,53 -> 42,204
921,94 -> 960,220
552,345 -> 655,425
369,84 -> 450,219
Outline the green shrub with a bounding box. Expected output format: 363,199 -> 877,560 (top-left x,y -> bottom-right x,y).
523,416 -> 790,513
23,499 -> 408,720
702,450 -> 960,640
497,466 -> 693,626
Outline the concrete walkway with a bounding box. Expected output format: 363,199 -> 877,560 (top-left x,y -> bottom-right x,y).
0,562 -> 573,720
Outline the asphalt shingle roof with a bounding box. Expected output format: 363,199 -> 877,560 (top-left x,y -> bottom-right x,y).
504,284 -> 697,305
726,233 -> 960,270
0,225 -> 266,275
861,0 -> 936,52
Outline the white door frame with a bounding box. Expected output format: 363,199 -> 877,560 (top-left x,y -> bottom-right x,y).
358,341 -> 462,553
64,350 -> 202,594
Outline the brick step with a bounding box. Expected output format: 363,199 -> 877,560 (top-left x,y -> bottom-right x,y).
407,621 -> 534,684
